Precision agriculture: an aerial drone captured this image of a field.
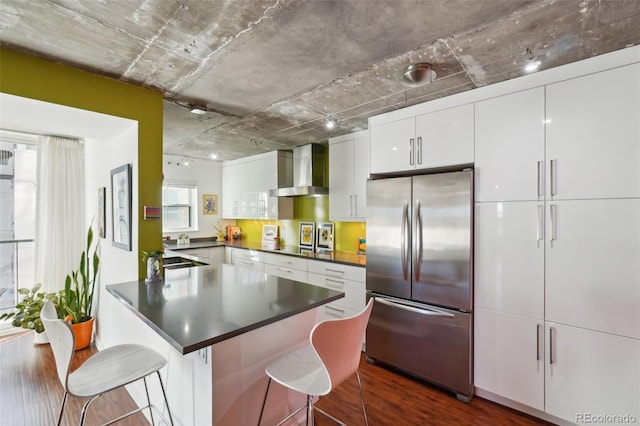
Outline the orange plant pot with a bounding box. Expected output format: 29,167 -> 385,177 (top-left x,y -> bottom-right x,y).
69,317 -> 94,350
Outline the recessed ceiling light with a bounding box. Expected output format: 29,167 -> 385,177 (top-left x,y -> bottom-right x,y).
190,107 -> 207,115
183,159 -> 190,166
325,118 -> 336,129
209,152 -> 218,159
524,59 -> 541,73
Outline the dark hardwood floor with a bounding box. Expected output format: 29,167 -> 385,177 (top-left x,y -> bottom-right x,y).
1,331 -> 551,425
0,330 -> 146,426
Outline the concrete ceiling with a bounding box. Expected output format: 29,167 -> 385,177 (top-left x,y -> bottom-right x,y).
2,0 -> 640,161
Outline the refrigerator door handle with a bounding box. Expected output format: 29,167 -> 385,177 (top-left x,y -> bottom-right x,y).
413,200 -> 423,282
376,297 -> 455,318
401,202 -> 409,280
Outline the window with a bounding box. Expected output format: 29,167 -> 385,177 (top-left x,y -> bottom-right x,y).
162,184 -> 198,232
0,131 -> 38,314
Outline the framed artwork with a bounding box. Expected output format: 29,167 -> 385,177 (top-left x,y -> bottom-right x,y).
262,224 -> 278,242
299,222 -> 315,248
111,164 -> 132,251
316,222 -> 334,250
202,194 -> 218,215
98,187 -> 106,238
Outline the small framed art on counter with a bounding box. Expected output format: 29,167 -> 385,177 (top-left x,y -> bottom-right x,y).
316,222 -> 334,251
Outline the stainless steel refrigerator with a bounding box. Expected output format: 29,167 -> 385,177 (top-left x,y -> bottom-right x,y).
365,170 -> 473,402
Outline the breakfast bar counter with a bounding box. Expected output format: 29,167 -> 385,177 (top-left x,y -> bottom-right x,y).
106,263 -> 344,355
106,263 -> 344,425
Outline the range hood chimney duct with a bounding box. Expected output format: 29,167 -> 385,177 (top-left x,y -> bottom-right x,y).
269,144 -> 328,197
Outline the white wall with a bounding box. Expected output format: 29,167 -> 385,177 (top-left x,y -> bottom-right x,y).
85,122 -> 140,344
163,155 -> 225,239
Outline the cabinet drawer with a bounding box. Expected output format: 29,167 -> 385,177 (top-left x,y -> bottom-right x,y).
233,248 -> 265,263
317,303 -> 359,322
265,264 -> 307,282
307,260 -> 365,283
233,257 -> 264,273
264,253 -> 308,272
307,272 -> 365,312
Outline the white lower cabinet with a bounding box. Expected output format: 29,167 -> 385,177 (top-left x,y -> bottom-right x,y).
474,308 -> 544,411
176,246 -> 224,264
224,247 -> 264,272
545,322 -> 640,423
475,310 -> 640,422
264,252 -> 308,282
306,260 -> 365,322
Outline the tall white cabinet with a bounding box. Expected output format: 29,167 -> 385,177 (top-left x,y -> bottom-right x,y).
474,63 -> 640,422
329,130 -> 369,221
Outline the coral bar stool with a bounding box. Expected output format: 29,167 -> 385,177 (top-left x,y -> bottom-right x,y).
40,300 -> 173,425
258,299 -> 374,426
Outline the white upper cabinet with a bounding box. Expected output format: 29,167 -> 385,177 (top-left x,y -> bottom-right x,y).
546,63 -> 640,200
475,88 -> 545,202
369,116 -> 415,174
222,151 -> 292,219
222,162 -> 247,218
329,130 -> 369,221
415,103 -> 474,169
369,104 -> 474,174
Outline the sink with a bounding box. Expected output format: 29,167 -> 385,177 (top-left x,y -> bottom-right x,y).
163,257 -> 208,269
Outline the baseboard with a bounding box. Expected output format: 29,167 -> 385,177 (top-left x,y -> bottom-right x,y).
474,388 -> 574,425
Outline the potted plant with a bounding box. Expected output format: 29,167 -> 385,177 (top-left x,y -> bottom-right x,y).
0,284 -> 62,344
59,224 -> 100,350
142,250 -> 164,283
212,222 -> 225,241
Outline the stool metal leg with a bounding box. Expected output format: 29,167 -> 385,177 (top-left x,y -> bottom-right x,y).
355,371 -> 369,426
156,371 -> 174,426
143,376 -> 154,426
258,377 -> 271,426
56,391 -> 68,426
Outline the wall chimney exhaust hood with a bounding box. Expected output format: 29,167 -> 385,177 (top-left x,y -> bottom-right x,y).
269,144 -> 328,197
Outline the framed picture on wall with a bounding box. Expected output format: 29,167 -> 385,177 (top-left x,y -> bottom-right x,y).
98,187 -> 106,239
316,222 -> 334,250
299,222 -> 315,248
111,163 -> 132,251
202,194 -> 218,215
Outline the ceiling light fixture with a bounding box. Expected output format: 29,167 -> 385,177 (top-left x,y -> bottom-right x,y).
325,118 -> 336,129
209,152 -> 218,160
403,63 -> 437,85
524,58 -> 542,73
190,107 -> 207,115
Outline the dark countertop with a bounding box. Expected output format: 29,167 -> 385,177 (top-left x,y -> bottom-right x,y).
106,264 -> 344,355
165,238 -> 366,267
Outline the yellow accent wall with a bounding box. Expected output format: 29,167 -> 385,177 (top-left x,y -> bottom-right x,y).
237,197 -> 366,253
0,47 -> 163,279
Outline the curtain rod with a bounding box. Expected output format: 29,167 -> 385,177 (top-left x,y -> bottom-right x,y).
0,128 -> 84,142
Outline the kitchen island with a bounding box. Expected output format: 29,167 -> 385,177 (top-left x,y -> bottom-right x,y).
106,263 -> 344,425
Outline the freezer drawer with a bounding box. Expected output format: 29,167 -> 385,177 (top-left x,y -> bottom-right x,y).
365,294 -> 473,401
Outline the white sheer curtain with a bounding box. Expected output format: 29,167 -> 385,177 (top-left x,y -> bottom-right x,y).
35,136 -> 85,293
